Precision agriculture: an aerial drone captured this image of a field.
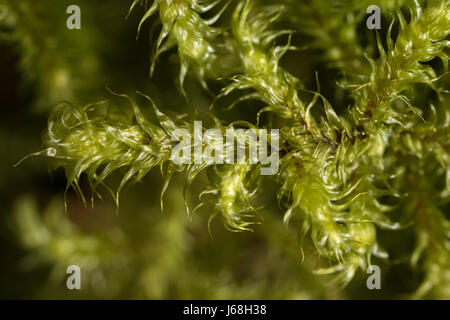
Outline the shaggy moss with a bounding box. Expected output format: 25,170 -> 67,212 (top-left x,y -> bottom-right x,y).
17,0 -> 450,296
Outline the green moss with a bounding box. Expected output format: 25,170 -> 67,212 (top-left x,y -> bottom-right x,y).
10,0 -> 449,298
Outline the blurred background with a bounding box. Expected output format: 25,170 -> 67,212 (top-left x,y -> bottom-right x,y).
0,0 -> 444,299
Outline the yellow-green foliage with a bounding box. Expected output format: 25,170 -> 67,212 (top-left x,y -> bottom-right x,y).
10,0 -> 450,297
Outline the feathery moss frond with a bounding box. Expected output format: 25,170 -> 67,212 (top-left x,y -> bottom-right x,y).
131,0 -> 237,94
23,0 -> 450,295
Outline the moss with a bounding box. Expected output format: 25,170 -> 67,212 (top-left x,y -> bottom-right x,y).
10,0 -> 450,297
